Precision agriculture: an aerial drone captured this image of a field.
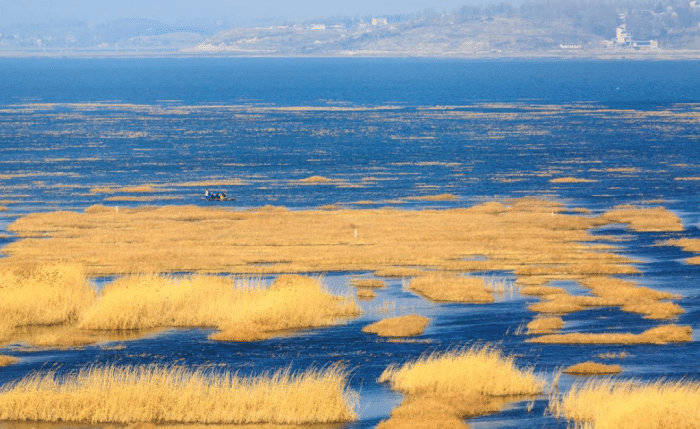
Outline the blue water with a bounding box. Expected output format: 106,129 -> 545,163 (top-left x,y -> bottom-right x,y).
1,58 -> 700,428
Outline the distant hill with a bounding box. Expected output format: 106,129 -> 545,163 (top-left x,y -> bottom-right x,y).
2,0 -> 699,57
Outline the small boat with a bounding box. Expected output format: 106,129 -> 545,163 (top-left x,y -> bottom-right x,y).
204,190 -> 234,202
203,195 -> 235,202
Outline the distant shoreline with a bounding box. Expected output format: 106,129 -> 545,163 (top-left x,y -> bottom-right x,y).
2,49 -> 700,60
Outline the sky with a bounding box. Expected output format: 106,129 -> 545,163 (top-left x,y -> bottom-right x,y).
0,0 -> 492,26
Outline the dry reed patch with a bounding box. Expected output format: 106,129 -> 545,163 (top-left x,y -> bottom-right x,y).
405,194 -> 458,201
0,264 -> 96,344
356,289 -> 376,300
578,276 -> 684,320
526,316 -> 564,334
90,185 -> 159,194
520,285 -> 567,296
296,176 -> 341,185
362,315 -> 429,337
408,273 -> 494,303
0,364 -> 357,424
529,324 -> 692,345
0,356 -> 18,367
528,293 -> 604,314
601,205 -> 683,232
373,267 -> 426,278
562,362 -> 622,375
550,177 -> 597,183
378,346 -> 544,429
2,199 -> 636,279
80,274 -> 360,342
105,196 -> 181,202
350,279 -> 387,289
549,379 -> 700,429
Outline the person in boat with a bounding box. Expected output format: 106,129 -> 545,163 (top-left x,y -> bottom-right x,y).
220,192 -> 227,200
205,189 -> 211,198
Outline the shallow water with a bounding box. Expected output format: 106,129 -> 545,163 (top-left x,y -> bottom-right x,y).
1,58 -> 700,428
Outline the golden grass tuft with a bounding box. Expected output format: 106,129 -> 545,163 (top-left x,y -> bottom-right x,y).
526,316 -> 564,334
0,264 -> 96,345
0,364 -> 357,424
350,278 -> 387,289
549,379 -> 700,429
379,345 -> 544,398
408,273 -> 494,303
356,289 -> 376,300
601,205 -> 683,232
362,315 -> 429,337
80,274 -> 360,342
0,355 -> 19,367
373,267 -> 426,278
662,238 -> 700,265
297,176 -> 337,184
529,324 -> 692,345
406,194 -> 458,201
90,185 -> 159,194
550,177 -> 596,183
562,362 -> 622,375
378,346 -> 544,429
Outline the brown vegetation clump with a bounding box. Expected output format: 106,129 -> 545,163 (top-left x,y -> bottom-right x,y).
601,205 -> 683,232
562,362 -> 622,375
378,346 -> 544,429
0,364 -> 357,424
529,324 -> 692,345
362,315 -> 430,337
549,379 -> 700,429
408,273 -> 494,303
526,316 -> 564,334
0,355 -> 19,367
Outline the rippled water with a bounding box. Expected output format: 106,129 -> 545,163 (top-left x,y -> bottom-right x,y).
1,58 -> 700,428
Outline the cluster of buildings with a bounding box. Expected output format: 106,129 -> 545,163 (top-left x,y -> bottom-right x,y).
604,14 -> 658,50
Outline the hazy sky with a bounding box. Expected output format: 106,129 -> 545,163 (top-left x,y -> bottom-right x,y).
1,0 -> 491,26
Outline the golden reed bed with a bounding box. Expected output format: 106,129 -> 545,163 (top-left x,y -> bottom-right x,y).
3,198 -> 658,276
0,265 -> 359,348
550,379 -> 700,429
0,364 -> 357,425
377,346 -> 544,429
0,198 -> 691,348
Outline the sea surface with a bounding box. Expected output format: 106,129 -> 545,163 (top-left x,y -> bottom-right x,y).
1,58 -> 700,428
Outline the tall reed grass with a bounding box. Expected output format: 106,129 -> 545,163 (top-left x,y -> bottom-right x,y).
549,379 -> 700,429
80,274 -> 360,342
0,264 -> 96,345
0,364 -> 357,424
377,345 -> 544,428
